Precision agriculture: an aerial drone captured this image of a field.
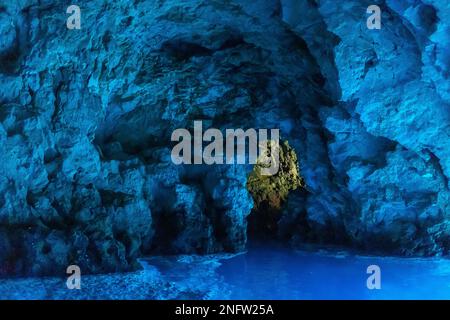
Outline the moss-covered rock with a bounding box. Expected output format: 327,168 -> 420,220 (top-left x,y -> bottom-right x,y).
247,140 -> 304,211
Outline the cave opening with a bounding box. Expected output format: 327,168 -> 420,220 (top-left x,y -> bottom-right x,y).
246,203 -> 283,243
245,140 -> 305,245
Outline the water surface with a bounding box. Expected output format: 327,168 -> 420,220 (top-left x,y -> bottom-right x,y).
214,246 -> 450,299
1,246 -> 450,299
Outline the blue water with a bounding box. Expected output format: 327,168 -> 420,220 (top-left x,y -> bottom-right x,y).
2,246 -> 450,299
215,247 -> 450,299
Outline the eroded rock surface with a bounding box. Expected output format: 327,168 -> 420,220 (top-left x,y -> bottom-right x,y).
0,0 -> 449,276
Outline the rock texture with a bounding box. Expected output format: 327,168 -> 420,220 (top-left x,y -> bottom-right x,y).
0,0 -> 449,276
281,0 -> 450,255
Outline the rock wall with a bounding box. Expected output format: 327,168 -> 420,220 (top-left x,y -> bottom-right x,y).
281,0 -> 450,255
0,0 -> 448,276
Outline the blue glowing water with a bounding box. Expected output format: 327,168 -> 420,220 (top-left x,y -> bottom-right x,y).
1,246 -> 450,299
214,246 -> 450,300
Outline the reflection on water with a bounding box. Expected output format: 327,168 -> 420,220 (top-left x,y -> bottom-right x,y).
1,246 -> 450,299
216,246 -> 450,299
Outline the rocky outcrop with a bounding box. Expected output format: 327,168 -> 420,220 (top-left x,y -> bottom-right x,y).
281,0 -> 450,255
0,0 -> 324,276
247,140 -> 305,237
0,0 -> 449,276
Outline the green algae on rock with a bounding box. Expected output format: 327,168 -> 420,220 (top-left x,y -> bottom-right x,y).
247,140 -> 305,211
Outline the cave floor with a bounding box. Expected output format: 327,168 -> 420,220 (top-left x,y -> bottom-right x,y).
1,247 -> 450,299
